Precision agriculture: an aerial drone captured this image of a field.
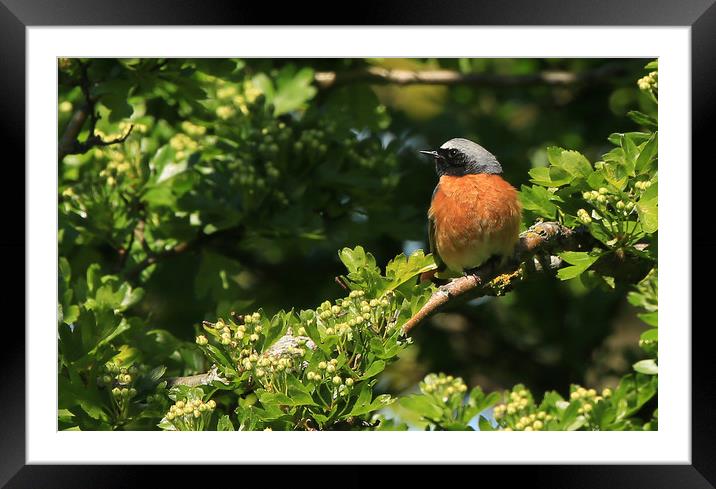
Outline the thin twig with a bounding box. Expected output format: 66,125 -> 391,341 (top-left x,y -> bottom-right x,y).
335,276 -> 350,291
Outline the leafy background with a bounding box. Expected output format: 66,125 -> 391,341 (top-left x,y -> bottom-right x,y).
58,58 -> 657,430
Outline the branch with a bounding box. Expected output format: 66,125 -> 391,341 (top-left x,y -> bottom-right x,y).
58,105 -> 91,158
314,63 -> 629,90
58,60 -> 134,159
167,365 -> 228,388
168,334 -> 316,387
401,222 -> 594,334
59,123 -> 134,158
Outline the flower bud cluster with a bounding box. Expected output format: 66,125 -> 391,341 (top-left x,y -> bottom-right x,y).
579,180 -> 645,239
199,312 -> 316,393
637,71 -> 658,92
97,362 -> 138,395
196,285 -> 405,406
216,105 -> 237,120
634,180 -> 652,191
97,144 -> 135,183
304,358 -> 356,397
181,120 -> 207,137
569,384 -> 611,416
420,373 -> 468,402
494,384 -> 614,431
492,386 -> 534,425
306,358 -> 355,396
213,79 -> 262,116
169,132 -> 200,161
499,410 -> 552,431
163,398 -> 216,431
316,290 -> 397,340
96,363 -> 142,419
200,79 -> 400,218
576,208 -> 592,224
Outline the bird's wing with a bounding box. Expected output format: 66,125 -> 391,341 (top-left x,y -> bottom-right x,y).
428,186 -> 446,273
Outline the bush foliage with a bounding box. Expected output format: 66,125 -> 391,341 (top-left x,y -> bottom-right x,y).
58,58 -> 657,431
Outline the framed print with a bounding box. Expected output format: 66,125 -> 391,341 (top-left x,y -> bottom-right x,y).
3,0 -> 712,485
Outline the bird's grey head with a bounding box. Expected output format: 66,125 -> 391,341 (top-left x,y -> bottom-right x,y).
420,138 -> 503,177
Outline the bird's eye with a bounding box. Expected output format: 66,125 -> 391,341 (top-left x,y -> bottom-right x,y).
449,149 -> 458,157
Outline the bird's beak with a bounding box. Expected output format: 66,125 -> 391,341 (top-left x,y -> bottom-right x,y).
419,150 -> 443,159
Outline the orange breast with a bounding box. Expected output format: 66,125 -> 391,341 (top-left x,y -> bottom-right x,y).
429,174 -> 522,272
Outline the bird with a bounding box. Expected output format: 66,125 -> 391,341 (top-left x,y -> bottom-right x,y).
419,138 -> 522,278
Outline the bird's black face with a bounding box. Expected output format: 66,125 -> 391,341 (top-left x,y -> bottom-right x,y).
420,138 -> 503,177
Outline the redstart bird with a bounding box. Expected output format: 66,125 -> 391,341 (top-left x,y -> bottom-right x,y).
420,138 -> 522,278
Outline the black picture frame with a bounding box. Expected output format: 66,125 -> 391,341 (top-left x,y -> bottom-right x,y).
2,0 -> 710,486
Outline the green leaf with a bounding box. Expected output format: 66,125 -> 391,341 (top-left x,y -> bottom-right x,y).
399,395 -> 443,420
586,170 -> 605,190
548,166 -> 574,187
633,359 -> 658,375
636,135 -> 658,175
59,257 -> 71,283
564,415 -> 588,431
557,401 -> 580,429
156,160 -> 188,185
202,344 -> 234,372
627,111 -> 658,129
285,376 -> 318,406
85,317 -> 131,358
272,66 -> 317,115
86,264 -> 102,294
62,305 -> 80,325
478,417 -> 494,431
338,246 -> 376,275
474,391 -> 501,414
337,246 -> 386,293
94,79 -> 134,122
557,251 -> 601,280
144,143 -> 189,186
520,185 -> 558,219
251,73 -> 275,101
256,390 -> 295,407
385,250 -> 435,290
350,388 -> 394,417
638,312 -> 658,327
621,135 -> 639,176
640,328 -> 658,342
359,360 -> 386,380
217,415 -> 235,431
637,185 -> 658,233
547,147 -> 592,179
635,133 -> 658,175
527,167 -> 554,187
601,160 -> 629,191
118,284 -> 144,311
